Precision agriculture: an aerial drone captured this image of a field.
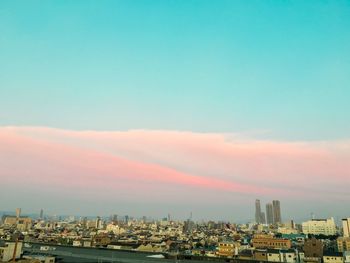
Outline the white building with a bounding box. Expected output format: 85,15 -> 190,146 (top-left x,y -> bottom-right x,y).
302,218 -> 337,236
342,218 -> 350,238
344,251 -> 350,263
106,223 -> 125,235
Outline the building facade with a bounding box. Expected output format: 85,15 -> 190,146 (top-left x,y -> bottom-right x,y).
252,235 -> 291,249
343,218 -> 350,238
302,218 -> 337,236
337,237 -> 350,252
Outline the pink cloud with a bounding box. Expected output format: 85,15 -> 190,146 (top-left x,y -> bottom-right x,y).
1,126 -> 349,206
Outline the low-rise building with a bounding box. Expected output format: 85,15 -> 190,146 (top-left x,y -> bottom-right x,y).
217,241 -> 239,257
267,249 -> 281,262
338,237 -> 350,252
0,241 -> 22,262
252,234 -> 291,249
323,251 -> 344,263
280,249 -> 297,263
344,251 -> 350,263
304,238 -> 323,258
254,249 -> 268,261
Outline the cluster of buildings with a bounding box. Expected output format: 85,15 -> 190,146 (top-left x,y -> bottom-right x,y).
0,205 -> 350,263
255,199 -> 282,225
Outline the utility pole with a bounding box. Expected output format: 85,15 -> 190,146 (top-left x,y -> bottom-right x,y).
12,235 -> 19,262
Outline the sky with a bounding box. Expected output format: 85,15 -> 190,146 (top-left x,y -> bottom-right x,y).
0,0 -> 350,222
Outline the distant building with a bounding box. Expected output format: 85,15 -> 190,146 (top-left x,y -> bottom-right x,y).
302,218 -> 337,236
2,215 -> 32,231
343,218 -> 350,238
16,208 -> 21,219
261,212 -> 266,224
255,199 -> 266,224
273,200 -> 282,224
112,214 -> 118,224
255,199 -> 262,224
266,203 -> 274,225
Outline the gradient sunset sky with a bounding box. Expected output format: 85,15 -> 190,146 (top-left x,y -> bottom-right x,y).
1,0 -> 350,221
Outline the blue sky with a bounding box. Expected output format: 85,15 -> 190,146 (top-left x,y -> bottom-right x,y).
1,1 -> 350,220
1,0 -> 350,140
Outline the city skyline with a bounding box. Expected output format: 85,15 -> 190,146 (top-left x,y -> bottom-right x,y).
1,0 -> 350,220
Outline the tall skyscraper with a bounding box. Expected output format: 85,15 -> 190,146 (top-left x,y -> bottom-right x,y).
266,203 -> 274,224
260,212 -> 266,224
112,214 -> 118,224
342,218 -> 350,237
40,209 -> 44,219
255,199 -> 262,223
273,200 -> 282,224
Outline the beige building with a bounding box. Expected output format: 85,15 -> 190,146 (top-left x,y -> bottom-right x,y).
217,242 -> 239,257
267,249 -> 281,262
343,218 -> 350,238
302,218 -> 337,236
337,237 -> 350,252
323,252 -> 344,263
254,249 -> 268,261
0,241 -> 23,262
252,234 -> 291,249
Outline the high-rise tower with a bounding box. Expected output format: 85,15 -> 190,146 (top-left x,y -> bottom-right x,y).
272,200 -> 282,224
255,199 -> 262,223
266,203 -> 274,224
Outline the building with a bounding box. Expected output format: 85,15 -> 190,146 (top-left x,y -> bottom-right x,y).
344,251 -> 350,263
217,241 -> 239,257
261,212 -> 266,224
2,216 -> 32,231
302,218 -> 337,236
266,203 -> 274,225
252,234 -> 291,249
337,237 -> 350,252
280,249 -> 298,263
304,238 -> 323,258
238,249 -> 254,260
267,249 -> 281,262
273,200 -> 282,224
254,249 -> 268,261
343,219 -> 350,238
255,199 -> 262,224
23,255 -> 55,263
40,209 -> 44,220
0,241 -> 23,262
323,251 -> 343,263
